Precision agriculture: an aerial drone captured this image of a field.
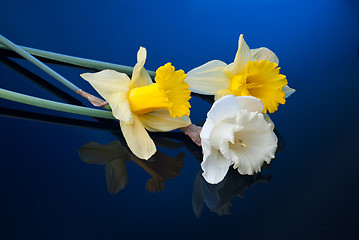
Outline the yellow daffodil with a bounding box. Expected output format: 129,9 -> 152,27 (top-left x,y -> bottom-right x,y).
186,34 -> 295,113
81,47 -> 191,160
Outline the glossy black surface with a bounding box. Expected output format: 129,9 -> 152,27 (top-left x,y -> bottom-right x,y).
1,0 -> 359,239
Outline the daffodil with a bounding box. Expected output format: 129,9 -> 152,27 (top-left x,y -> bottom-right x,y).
200,95 -> 277,184
186,34 -> 295,113
81,47 -> 191,160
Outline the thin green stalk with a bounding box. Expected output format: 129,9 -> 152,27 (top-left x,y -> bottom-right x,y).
0,88 -> 115,120
0,34 -> 81,93
0,41 -> 156,78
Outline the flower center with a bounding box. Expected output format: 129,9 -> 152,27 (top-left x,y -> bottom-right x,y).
226,60 -> 288,113
234,138 -> 248,148
128,83 -> 170,115
128,63 -> 191,117
229,73 -> 264,97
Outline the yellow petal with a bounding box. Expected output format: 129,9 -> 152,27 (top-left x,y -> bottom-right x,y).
139,110 -> 191,132
224,34 -> 253,77
214,89 -> 233,101
80,70 -> 133,122
131,47 -> 153,89
186,60 -> 229,95
120,114 -> 156,160
283,84 -> 296,98
107,91 -> 133,123
250,47 -> 279,64
244,60 -> 287,113
155,63 -> 191,117
80,69 -> 131,100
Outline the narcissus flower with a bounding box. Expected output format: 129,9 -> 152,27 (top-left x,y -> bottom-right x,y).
186,34 -> 295,113
81,47 -> 191,160
200,95 -> 277,184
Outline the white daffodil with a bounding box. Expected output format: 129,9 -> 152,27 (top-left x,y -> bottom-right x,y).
81,47 -> 191,160
200,95 -> 277,184
186,34 -> 295,113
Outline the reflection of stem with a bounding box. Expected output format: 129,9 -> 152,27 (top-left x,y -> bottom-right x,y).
0,34 -> 80,93
0,88 -> 115,119
130,152 -> 185,193
130,157 -> 160,180
0,56 -> 84,106
0,42 -> 156,77
0,106 -> 120,132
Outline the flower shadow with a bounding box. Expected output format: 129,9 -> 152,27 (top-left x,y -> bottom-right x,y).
78,140 -> 185,194
192,168 -> 271,217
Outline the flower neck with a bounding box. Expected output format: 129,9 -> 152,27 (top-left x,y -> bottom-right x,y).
223,60 -> 287,113
129,63 -> 191,117
228,60 -> 265,96
128,83 -> 170,115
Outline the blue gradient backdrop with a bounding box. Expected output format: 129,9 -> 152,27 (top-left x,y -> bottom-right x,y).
1,0 -> 359,239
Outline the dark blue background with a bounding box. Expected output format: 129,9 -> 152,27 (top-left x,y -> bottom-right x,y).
1,0 -> 359,239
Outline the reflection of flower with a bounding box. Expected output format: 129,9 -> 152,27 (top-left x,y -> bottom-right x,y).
78,141 -> 130,194
186,34 -> 295,113
132,151 -> 185,193
200,95 -> 277,184
81,47 -> 191,160
193,168 -> 271,217
78,140 -> 185,194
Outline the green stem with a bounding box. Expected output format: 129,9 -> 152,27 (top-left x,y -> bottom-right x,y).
0,34 -> 81,93
0,42 -> 156,78
0,88 -> 115,120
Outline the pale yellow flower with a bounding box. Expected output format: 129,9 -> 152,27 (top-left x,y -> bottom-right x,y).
186,35 -> 295,113
81,47 -> 191,160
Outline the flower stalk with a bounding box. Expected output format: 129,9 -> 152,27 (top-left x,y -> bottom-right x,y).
0,87 -> 115,119
0,42 -> 156,78
0,34 -> 80,93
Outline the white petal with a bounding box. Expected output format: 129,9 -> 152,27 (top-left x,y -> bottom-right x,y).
235,96 -> 264,113
131,47 -> 153,88
201,142 -> 232,184
138,110 -> 191,132
120,114 -> 156,160
207,95 -> 239,124
200,118 -> 214,139
105,158 -> 129,194
263,113 -> 275,130
250,47 -> 279,64
224,34 -> 253,76
80,70 -> 133,122
232,110 -> 277,175
283,85 -> 296,98
209,118 -> 236,151
186,60 -> 230,95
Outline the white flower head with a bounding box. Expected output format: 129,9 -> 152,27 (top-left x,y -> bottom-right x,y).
200,95 -> 277,184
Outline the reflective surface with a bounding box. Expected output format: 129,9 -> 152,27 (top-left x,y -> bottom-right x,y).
1,0 -> 359,239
